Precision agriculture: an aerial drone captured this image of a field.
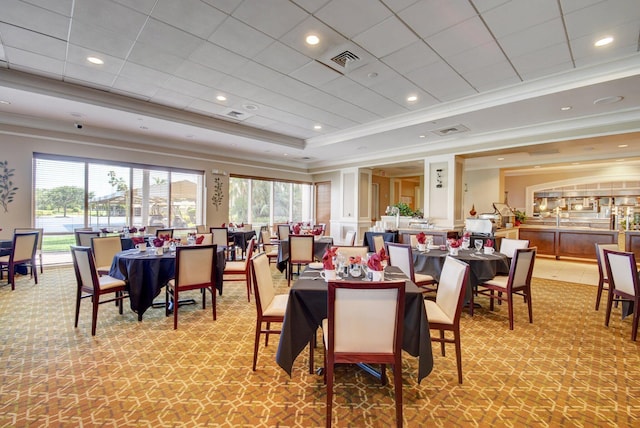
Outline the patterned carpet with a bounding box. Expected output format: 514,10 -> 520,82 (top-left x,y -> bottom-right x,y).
0,264 -> 638,427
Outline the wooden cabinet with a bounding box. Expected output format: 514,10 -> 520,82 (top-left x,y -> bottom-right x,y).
519,227 -> 617,259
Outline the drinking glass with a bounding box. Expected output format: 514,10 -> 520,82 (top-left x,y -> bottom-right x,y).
474,240 -> 483,253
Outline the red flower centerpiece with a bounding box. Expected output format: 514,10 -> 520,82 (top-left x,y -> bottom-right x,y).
448,238 -> 461,256
321,247 -> 337,281
484,239 -> 495,254
152,238 -> 164,255
367,250 -> 388,281
416,232 -> 427,250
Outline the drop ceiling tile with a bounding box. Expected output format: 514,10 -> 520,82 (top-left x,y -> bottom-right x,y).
234,61 -> 286,88
160,75 -> 212,99
137,18 -> 203,58
173,61 -> 226,88
461,60 -> 521,92
381,41 -> 440,75
369,75 -> 438,110
564,0 -> 640,40
480,0 -> 559,38
305,89 -> 378,123
187,98 -> 230,116
19,0 -> 73,16
572,24 -> 640,66
3,47 -> 64,77
446,40 -> 506,74
201,0 -> 244,15
73,0 -> 148,40
347,60 -> 399,87
66,44 -> 125,74
118,62 -> 173,86
252,41 -> 312,75
232,0 -> 308,39
269,75 -> 316,99
216,75 -> 267,100
69,20 -> 136,59
151,0 -> 227,39
498,18 -> 567,59
399,0 -> 476,39
406,60 -> 476,101
510,43 -> 573,79
346,87 -> 408,117
352,16 -> 418,58
470,0 -> 511,13
426,16 -> 495,59
127,42 -> 184,75
112,75 -> 160,98
151,88 -> 197,109
291,0 -> 331,14
278,16 -> 348,59
189,42 -> 249,74
2,0 -> 71,40
208,16 -> 274,58
315,0 -> 391,39
289,60 -> 342,86
0,23 -> 67,60
381,0 -> 421,13
64,62 -> 117,87
518,60 -> 574,81
559,0 -> 604,14
112,0 -> 157,14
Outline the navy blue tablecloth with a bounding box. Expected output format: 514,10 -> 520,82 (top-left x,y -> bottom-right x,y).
363,231 -> 398,252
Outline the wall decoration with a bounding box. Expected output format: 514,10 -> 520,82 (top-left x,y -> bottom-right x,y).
211,176 -> 223,211
0,160 -> 18,213
436,168 -> 443,188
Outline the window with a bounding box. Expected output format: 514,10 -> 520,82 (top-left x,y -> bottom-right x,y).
229,177 -> 313,228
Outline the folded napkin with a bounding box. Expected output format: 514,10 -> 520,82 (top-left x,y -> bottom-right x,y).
139,227 -> 146,233
416,232 -> 426,244
129,227 -> 137,233
322,247 -> 337,270
152,238 -> 164,248
196,235 -> 204,244
367,253 -> 384,271
293,224 -> 301,234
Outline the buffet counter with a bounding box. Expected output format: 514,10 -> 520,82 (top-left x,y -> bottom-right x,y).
518,225 -> 618,260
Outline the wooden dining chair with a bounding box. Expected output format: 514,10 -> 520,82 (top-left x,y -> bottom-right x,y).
594,243 -> 619,311
14,227 -> 43,273
288,234 -> 314,287
165,244 -> 217,330
260,229 -> 279,265
323,280 -> 406,428
424,257 -> 469,383
474,247 -> 536,329
90,235 -> 123,276
0,231 -> 39,290
373,234 -> 385,253
210,227 -> 235,260
603,249 -> 640,341
75,230 -> 100,246
277,224 -> 290,241
70,245 -> 128,336
386,242 -> 437,293
499,238 -> 530,259
250,252 -> 289,370
155,228 -> 174,240
223,238 -> 256,302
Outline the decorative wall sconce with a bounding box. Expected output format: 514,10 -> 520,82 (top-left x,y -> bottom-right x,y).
436,169 -> 443,188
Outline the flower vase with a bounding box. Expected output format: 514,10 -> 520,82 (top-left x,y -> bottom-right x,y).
155,247 -> 163,256
370,270 -> 384,281
449,247 -> 459,256
417,243 -> 426,252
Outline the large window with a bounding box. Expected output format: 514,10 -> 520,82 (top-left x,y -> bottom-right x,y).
34,154 -> 205,235
229,176 -> 313,228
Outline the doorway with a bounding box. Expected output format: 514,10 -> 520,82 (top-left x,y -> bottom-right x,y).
315,181 -> 331,235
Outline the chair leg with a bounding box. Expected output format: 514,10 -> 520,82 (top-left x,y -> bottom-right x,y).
595,279 -> 604,310
265,322 -> 270,346
393,362 -> 403,428
309,332 -> 315,374
454,329 -> 463,384
253,319 -> 261,371
74,288 -> 83,328
173,288 -> 179,329
631,298 -> 639,341
211,286 -> 216,321
91,294 -> 99,336
40,253 -> 43,274
507,293 -> 514,330
439,330 -> 446,356
326,360 -> 334,428
604,292 -> 614,327
526,287 -> 533,324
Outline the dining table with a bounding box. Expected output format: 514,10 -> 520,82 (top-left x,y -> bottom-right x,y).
108,246 -> 226,321
276,265 -> 434,383
229,229 -> 256,258
413,247 -> 510,314
275,236 -> 334,273
363,231 -> 398,252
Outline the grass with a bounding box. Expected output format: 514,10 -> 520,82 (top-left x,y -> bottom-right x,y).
42,235 -> 75,253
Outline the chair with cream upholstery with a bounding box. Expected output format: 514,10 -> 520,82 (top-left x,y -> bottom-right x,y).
344,231 -> 356,246
323,280 -> 405,428
210,227 -> 235,260
90,235 -> 123,276
165,244 -> 217,330
603,249 -> 640,341
260,229 -> 279,265
277,224 -> 291,241
474,247 -> 536,328
70,245 -> 128,336
373,234 -> 385,253
499,238 -> 530,259
155,228 -> 174,240
75,230 -> 100,246
424,257 -> 469,383
250,252 -> 289,370
145,225 -> 160,236
196,224 -> 207,234
224,239 -> 256,302
0,231 -> 39,290
595,243 -> 619,311
14,228 -> 44,273
287,234 -> 314,287
386,242 -> 437,293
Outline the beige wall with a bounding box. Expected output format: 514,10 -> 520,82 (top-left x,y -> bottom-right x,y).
0,128 -> 312,239
372,174 -> 390,220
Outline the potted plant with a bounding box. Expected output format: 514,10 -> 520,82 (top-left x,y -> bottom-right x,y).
513,210 -> 526,226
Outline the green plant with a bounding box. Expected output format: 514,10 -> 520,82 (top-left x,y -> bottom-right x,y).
393,202 -> 414,217
513,209 -> 526,223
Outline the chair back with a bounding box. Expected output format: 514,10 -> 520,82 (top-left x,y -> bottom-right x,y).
75,230 -> 100,246
343,231 -> 356,246
195,233 -> 213,245
604,249 -> 639,297
90,235 -> 123,269
313,224 -> 325,235
334,246 -> 368,259
499,238 -> 530,259
385,243 -> 415,280
250,253 -> 276,315
174,245 -> 216,288
145,225 -> 160,236
12,231 -> 39,262
327,280 -> 405,354
596,243 -> 619,281
508,248 -> 536,289
278,224 -> 290,241
409,234 -> 419,248
14,228 -> 43,251
156,228 -> 174,240
70,245 -> 99,293
373,235 -> 385,253
210,227 -> 230,247
289,234 -> 314,264
435,257 -> 469,323
196,224 -> 207,234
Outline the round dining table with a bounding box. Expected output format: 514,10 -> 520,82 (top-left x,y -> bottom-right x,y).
412,247 -> 510,314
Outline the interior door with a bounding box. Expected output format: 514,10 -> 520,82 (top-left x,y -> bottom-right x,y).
315,181 -> 331,235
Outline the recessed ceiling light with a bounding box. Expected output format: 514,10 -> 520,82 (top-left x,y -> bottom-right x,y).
216,95 -> 227,101
367,72 -> 378,79
594,96 -> 623,105
283,153 -> 289,157
313,125 -> 322,130
0,100 -> 11,105
594,36 -> 614,47
618,144 -> 629,148
306,35 -> 319,45
419,135 -> 426,138
560,106 -> 572,111
407,95 -> 418,102
497,157 -> 504,161
87,56 -> 104,65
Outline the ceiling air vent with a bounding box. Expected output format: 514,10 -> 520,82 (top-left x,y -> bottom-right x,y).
226,110 -> 244,119
330,51 -> 359,68
432,124 -> 469,136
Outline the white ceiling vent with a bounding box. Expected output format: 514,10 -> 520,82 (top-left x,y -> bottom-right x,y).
226,110 -> 244,118
330,51 -> 360,68
432,124 -> 469,136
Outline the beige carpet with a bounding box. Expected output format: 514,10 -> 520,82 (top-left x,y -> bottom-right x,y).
0,265 -> 638,427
